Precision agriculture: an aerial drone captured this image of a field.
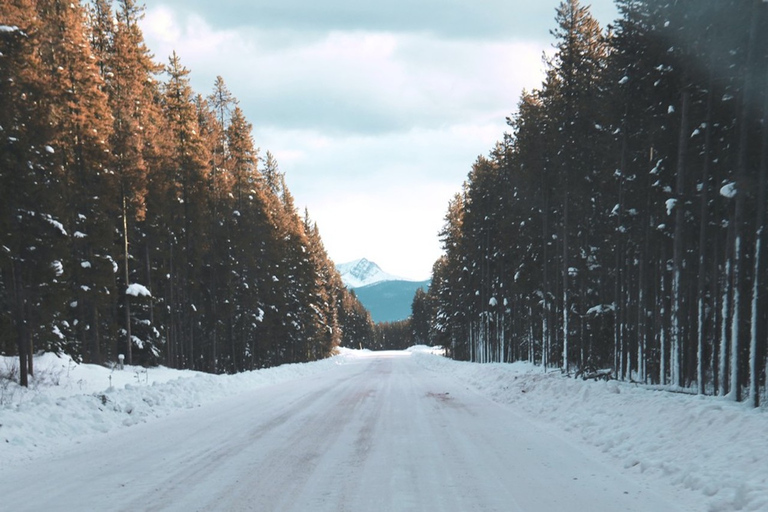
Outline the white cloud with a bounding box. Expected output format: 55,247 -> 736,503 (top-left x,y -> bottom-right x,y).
142,7 -> 547,133
147,0 -> 619,42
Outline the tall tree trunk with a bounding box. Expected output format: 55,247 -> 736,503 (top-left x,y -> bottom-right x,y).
697,71 -> 715,395
711,233 -> 721,393
145,244 -> 155,351
748,43 -> 768,407
122,192 -> 132,365
562,190 -> 570,373
617,259 -> 625,379
729,219 -> 743,402
169,239 -> 177,368
614,130 -> 627,378
720,215 -> 734,396
542,177 -> 550,370
671,87 -> 690,389
27,329 -> 34,378
92,307 -> 102,365
12,259 -> 29,387
637,256 -> 646,383
659,243 -> 667,386
728,0 -> 760,402
529,304 -> 535,363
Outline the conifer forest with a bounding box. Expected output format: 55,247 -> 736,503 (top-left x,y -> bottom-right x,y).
412,0 -> 768,406
0,0 -> 375,386
2,0 -> 768,410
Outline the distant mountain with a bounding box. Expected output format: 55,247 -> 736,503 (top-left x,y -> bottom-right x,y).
336,258 -> 403,288
336,258 -> 429,323
352,279 -> 430,323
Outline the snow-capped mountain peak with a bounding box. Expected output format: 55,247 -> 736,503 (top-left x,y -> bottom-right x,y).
336,258 -> 403,288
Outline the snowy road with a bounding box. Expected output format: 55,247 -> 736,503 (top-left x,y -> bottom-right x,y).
1,351 -> 686,511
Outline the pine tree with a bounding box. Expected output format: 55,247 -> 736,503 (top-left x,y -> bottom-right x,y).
157,51 -> 211,368
410,288 -> 432,346
0,0 -> 64,385
545,0 -> 607,372
86,0 -> 163,365
38,0 -> 117,367
749,15 -> 768,405
338,288 -> 374,349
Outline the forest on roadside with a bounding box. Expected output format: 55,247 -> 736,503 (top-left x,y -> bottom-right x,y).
412,0 -> 768,407
0,0 -> 375,386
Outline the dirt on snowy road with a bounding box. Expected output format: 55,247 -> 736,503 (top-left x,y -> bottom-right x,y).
0,351 -> 688,511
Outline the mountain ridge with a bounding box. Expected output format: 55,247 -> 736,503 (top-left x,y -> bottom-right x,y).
336,258 -> 429,322
336,258 -> 408,288
352,279 -> 430,323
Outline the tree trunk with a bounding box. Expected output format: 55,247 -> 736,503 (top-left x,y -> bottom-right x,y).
728,0 -> 760,402
562,190 -> 570,373
720,214 -> 734,396
697,70 -> 715,395
659,243 -> 667,386
748,34 -> 768,407
637,256 -> 646,383
12,259 -> 29,387
542,175 -> 550,370
27,332 -> 34,378
122,192 -> 132,365
92,307 -> 102,365
145,244 -> 155,350
671,87 -> 690,389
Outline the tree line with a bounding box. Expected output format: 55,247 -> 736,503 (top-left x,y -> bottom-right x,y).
415,0 -> 768,406
0,0 -> 374,386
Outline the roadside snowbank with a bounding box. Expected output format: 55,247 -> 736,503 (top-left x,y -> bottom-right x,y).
411,351 -> 768,512
0,352 -> 349,463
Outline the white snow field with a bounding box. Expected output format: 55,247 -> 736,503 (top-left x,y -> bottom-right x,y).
0,348 -> 764,511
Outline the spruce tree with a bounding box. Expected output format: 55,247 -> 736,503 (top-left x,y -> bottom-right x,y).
0,0 -> 62,385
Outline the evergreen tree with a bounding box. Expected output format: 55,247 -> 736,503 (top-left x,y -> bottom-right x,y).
338,288 -> 375,349
1,0 -> 63,386
545,0 -> 608,372
88,0 -> 163,365
38,0 -> 117,367
410,288 -> 433,346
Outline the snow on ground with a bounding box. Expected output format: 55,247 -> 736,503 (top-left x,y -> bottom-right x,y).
2,347 -> 767,511
0,352 -> 349,463
410,349 -> 768,512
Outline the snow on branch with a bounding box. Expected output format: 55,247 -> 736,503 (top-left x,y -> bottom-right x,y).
719,182 -> 737,199
665,198 -> 677,216
586,304 -> 615,316
126,283 -> 151,297
0,25 -> 24,35
42,213 -> 67,236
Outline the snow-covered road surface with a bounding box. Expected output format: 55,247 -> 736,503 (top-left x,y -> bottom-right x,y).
0,351 -> 689,511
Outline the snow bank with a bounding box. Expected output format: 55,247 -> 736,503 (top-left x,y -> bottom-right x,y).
406,344 -> 446,356
411,353 -> 768,512
0,352 -> 349,463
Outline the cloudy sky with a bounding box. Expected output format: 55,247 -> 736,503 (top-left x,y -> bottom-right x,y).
139,0 -> 618,281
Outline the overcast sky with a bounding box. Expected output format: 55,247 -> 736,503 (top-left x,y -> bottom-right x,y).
139,0 -> 618,281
